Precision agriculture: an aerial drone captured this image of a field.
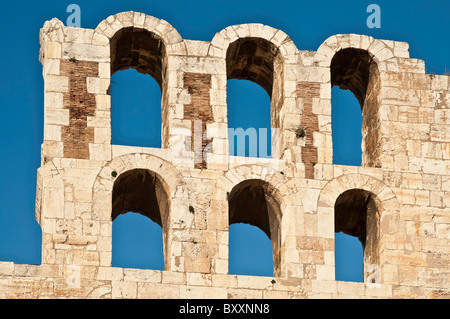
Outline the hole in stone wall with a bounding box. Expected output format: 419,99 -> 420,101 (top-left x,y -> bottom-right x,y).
228,179 -> 281,276
111,169 -> 169,270
334,189 -> 381,282
110,27 -> 167,87
226,37 -> 281,159
331,48 -> 374,107
331,48 -> 381,167
110,27 -> 166,148
226,37 -> 278,97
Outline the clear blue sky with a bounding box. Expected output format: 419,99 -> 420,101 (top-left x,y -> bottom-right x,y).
0,0 -> 448,283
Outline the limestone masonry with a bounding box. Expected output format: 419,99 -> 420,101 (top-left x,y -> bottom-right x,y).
0,11 -> 449,298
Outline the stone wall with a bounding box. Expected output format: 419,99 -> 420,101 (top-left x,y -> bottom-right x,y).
0,11 -> 449,299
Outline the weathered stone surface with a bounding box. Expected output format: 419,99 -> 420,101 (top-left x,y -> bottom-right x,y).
3,11 -> 449,299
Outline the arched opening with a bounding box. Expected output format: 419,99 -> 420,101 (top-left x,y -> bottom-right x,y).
334,189 -> 381,283
331,48 -> 381,167
228,179 -> 282,277
226,38 -> 281,159
111,169 -> 169,270
109,27 -> 167,148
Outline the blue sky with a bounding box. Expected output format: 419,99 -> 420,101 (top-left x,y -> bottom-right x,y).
0,0 -> 448,283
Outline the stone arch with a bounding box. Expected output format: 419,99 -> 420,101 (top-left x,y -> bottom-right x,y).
111,169 -> 169,225
93,153 -> 189,220
209,24 -> 298,61
317,172 -> 399,244
111,168 -> 168,270
318,173 -> 399,211
211,164 -> 298,276
228,179 -> 282,238
330,48 -> 378,108
211,24 -> 298,159
212,164 -> 289,203
92,153 -> 190,270
93,11 -> 186,55
210,24 -> 297,96
318,173 -> 399,283
109,27 -> 167,89
93,12 -> 186,149
315,34 -> 401,72
317,35 -> 395,167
